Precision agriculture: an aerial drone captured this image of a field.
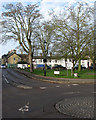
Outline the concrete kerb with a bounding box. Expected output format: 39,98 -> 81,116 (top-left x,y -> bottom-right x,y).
14,69 -> 95,84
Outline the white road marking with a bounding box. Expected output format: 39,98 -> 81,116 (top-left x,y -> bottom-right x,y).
17,85 -> 32,89
92,92 -> 96,94
3,74 -> 9,83
72,84 -> 79,86
3,74 -> 5,78
63,92 -> 80,94
4,78 -> 9,84
19,107 -> 29,112
40,87 -> 46,90
19,102 -> 29,112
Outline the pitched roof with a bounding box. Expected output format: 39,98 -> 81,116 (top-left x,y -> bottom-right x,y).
7,52 -> 21,59
33,56 -> 63,59
2,54 -> 7,59
18,54 -> 28,58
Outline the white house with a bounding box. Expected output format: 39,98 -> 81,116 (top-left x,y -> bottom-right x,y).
33,56 -> 89,69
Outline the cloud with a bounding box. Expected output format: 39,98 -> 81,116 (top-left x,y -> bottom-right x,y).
40,0 -> 95,20
41,0 -> 65,3
0,0 -> 95,56
0,0 -> 40,13
1,0 -> 39,3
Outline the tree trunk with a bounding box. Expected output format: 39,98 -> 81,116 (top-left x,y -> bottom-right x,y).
32,51 -> 34,72
29,51 -> 33,72
71,59 -> 75,76
78,58 -> 81,72
93,59 -> 96,70
44,62 -> 47,76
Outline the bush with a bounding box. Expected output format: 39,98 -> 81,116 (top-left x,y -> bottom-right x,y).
17,61 -> 28,64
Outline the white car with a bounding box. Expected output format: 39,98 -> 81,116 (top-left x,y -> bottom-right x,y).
0,64 -> 6,69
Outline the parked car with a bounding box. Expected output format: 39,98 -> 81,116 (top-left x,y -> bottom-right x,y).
47,65 -> 51,69
52,65 -> 66,70
36,64 -> 51,69
0,64 -> 6,69
74,65 -> 86,70
89,66 -> 93,69
89,65 -> 96,70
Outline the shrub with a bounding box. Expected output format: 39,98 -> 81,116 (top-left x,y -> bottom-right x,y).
17,61 -> 28,64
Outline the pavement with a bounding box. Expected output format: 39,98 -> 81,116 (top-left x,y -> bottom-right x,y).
14,69 -> 95,119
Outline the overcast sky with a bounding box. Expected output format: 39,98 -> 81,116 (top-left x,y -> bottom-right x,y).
0,0 -> 95,57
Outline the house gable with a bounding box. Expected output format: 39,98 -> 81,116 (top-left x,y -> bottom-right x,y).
8,53 -> 21,64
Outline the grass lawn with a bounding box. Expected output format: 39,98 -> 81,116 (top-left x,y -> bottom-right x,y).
24,68 -> 96,79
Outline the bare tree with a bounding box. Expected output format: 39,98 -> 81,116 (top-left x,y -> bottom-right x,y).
84,24 -> 95,69
2,2 -> 41,72
33,20 -> 55,73
35,20 -> 55,58
52,2 -> 93,74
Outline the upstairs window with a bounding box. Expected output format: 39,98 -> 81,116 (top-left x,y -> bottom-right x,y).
69,59 -> 72,62
55,60 -> 57,63
65,58 -> 67,62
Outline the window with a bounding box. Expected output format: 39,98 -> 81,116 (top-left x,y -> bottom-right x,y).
40,59 -> 42,62
39,59 -> 42,63
55,60 -> 57,63
14,58 -> 15,61
69,59 -> 71,62
65,58 -> 67,62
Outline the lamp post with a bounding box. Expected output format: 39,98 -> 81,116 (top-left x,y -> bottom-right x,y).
43,40 -> 47,76
31,45 -> 34,72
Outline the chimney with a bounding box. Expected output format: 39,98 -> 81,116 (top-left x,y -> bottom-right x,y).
8,51 -> 10,54
14,50 -> 16,54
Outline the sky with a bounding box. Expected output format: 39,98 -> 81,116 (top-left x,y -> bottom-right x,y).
0,0 -> 95,57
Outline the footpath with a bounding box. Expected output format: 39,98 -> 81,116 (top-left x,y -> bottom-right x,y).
15,69 -> 95,84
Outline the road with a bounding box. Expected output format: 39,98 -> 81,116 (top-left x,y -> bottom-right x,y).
1,69 -> 94,119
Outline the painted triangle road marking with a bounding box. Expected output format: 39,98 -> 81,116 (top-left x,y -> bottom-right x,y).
19,102 -> 29,112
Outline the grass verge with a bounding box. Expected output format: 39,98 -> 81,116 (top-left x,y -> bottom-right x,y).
24,69 -> 96,79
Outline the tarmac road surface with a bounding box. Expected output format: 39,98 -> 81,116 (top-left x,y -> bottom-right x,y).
1,68 -> 95,119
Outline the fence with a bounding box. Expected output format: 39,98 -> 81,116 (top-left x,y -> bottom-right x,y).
7,64 -> 17,68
